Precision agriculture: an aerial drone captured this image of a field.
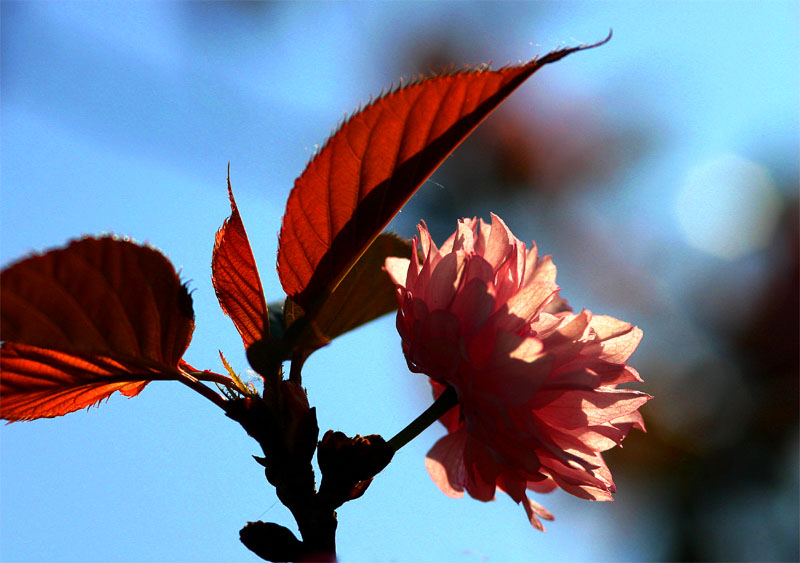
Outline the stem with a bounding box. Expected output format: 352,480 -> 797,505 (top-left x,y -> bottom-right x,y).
289,349 -> 310,385
176,372 -> 228,410
188,369 -> 239,389
388,386 -> 458,451
118,357 -> 229,410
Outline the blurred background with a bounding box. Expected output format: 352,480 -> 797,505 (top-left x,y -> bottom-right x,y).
1,2 -> 797,562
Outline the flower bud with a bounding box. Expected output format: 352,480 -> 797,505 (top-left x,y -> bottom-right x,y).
317,430 -> 394,509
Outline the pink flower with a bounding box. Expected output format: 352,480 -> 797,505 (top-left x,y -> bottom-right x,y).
385,214 -> 650,530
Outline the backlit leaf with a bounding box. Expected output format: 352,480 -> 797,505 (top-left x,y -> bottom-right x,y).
277,37 -> 609,313
0,237 -> 195,421
212,174 -> 270,349
2,343 -> 162,421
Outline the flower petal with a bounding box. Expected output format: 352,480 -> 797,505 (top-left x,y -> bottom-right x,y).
523,496 -> 555,531
482,213 -> 514,270
589,316 -> 643,364
450,277 -> 495,337
384,257 -> 410,288
545,357 -> 643,389
496,281 -> 558,331
425,430 -> 468,498
463,437 -> 500,501
534,387 -> 652,429
425,252 -> 465,310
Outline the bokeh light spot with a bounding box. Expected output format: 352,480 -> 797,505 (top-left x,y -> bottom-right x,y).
675,154 -> 782,259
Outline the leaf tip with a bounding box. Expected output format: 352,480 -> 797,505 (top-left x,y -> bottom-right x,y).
536,30 -> 613,67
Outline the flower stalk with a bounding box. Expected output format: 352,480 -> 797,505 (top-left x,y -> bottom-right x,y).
388,386 -> 458,451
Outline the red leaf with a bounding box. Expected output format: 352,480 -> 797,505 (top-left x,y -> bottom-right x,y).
212,173 -> 269,348
0,237 -> 195,421
3,343 -> 156,421
277,37 -> 609,313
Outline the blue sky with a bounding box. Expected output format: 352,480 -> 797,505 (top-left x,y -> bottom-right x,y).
2,2 -> 797,562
